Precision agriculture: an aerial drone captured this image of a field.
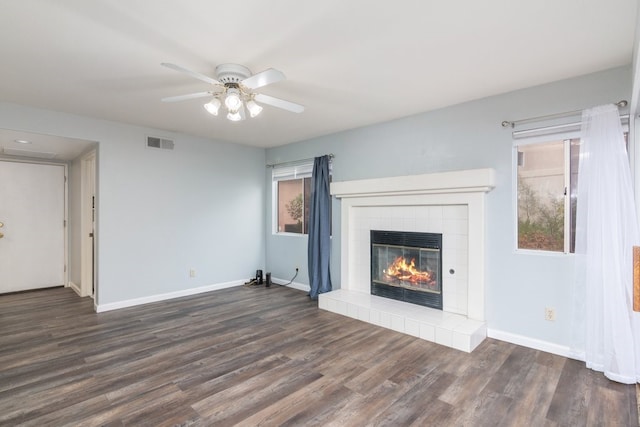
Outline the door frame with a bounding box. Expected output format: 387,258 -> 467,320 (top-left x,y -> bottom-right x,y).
0,158 -> 69,290
80,150 -> 96,298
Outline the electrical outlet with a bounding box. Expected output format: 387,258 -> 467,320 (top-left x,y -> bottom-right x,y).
544,307 -> 556,321
189,269 -> 196,278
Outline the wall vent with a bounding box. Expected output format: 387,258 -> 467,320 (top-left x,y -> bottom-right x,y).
146,136 -> 174,150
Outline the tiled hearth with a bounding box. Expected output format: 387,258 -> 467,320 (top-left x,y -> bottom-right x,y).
318,290 -> 486,352
319,168 -> 495,352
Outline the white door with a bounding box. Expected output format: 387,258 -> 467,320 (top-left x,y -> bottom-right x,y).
0,160 -> 65,293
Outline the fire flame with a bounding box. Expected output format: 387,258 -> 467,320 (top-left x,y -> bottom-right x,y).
384,256 -> 434,285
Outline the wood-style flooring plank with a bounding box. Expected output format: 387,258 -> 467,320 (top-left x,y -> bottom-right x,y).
0,285 -> 637,426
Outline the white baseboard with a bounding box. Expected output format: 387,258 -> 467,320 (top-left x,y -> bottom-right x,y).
487,328 -> 582,361
68,281 -> 82,296
272,277 -> 310,293
95,279 -> 244,313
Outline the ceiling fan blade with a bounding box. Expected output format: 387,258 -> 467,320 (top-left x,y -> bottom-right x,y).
161,62 -> 220,85
254,94 -> 304,113
161,91 -> 213,102
241,68 -> 285,90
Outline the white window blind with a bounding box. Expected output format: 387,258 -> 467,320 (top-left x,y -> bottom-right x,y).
271,162 -> 314,181
271,160 -> 332,181
512,116 -> 628,142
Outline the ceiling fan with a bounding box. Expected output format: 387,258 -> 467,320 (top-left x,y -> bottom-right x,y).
161,62 -> 304,121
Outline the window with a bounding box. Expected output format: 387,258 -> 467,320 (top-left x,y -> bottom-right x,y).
277,177 -> 311,233
516,132 -> 627,253
516,138 -> 576,252
272,162 -> 331,235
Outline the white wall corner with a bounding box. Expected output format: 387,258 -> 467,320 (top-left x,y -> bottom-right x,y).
68,281 -> 82,296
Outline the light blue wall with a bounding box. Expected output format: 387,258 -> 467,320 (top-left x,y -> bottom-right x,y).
0,102 -> 266,305
265,66 -> 632,347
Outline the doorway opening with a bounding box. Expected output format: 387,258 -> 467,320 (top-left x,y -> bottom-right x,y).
0,129 -> 98,300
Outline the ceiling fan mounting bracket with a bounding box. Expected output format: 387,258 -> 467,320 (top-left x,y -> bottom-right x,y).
215,63 -> 251,84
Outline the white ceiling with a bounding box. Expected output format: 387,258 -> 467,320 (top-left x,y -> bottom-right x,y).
0,0 -> 637,149
0,129 -> 96,162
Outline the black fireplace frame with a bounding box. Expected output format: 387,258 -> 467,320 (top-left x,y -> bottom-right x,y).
370,230 -> 443,310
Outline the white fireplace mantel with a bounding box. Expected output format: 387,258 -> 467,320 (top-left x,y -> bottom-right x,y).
330,168 -> 495,199
319,168 -> 495,352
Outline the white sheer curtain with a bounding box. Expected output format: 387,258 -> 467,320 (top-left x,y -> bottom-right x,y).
572,103 -> 640,384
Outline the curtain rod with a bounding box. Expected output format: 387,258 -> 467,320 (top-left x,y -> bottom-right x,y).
501,100 -> 628,128
513,114 -> 630,138
266,153 -> 334,169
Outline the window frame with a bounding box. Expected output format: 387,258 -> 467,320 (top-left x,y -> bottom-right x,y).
513,125 -> 629,255
271,161 -> 332,236
513,130 -> 580,255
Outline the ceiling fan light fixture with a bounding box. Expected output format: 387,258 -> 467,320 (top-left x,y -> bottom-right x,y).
224,89 -> 242,112
227,110 -> 242,121
246,100 -> 263,118
203,98 -> 221,115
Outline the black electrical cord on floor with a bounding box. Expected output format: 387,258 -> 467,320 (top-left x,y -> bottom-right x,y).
243,278 -> 259,286
279,268 -> 298,286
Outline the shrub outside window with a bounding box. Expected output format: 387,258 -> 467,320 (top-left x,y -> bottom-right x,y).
517,139 -> 575,252
277,177 -> 311,233
516,132 -> 627,253
272,162 -> 331,235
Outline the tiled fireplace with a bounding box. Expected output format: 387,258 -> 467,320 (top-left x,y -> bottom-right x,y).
319,168 -> 495,352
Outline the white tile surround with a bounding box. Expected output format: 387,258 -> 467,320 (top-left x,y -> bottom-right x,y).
319,168 -> 495,352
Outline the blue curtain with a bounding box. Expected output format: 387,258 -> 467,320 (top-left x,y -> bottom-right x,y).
307,155 -> 332,299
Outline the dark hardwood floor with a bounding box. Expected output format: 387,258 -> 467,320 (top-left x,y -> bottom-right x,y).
0,285 -> 637,426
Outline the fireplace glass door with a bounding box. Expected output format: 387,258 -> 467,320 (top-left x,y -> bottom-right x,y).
370,230 -> 442,309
